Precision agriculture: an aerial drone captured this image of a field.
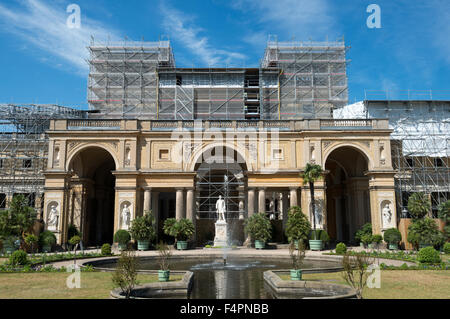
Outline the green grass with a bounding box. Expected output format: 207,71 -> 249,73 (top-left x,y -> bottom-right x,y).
0,272 -> 183,299
279,270 -> 450,299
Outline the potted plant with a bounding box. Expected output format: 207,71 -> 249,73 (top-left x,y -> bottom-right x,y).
156,241 -> 172,282
309,229 -> 329,250
300,163 -> 324,251
130,211 -> 156,251
383,228 -> 402,250
289,239 -> 306,280
371,234 -> 383,249
361,234 -> 372,248
285,206 -> 311,249
245,212 -> 272,249
163,218 -> 195,250
355,223 -> 372,247
114,229 -> 131,250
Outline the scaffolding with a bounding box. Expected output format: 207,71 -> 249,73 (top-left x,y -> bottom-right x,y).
334,98 -> 450,217
87,38 -> 175,118
261,35 -> 349,119
0,104 -> 86,212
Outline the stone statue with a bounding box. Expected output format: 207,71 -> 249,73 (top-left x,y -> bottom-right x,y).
382,203 -> 392,228
216,195 -> 226,222
238,200 -> 245,220
47,205 -> 59,230
121,204 -> 131,229
313,202 -> 323,226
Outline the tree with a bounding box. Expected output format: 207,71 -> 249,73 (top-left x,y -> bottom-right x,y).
438,200 -> 450,240
407,192 -> 431,220
112,249 -> 140,299
285,206 -> 311,243
300,163 -> 323,239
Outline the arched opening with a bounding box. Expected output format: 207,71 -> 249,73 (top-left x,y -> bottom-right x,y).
325,146 -> 370,244
68,147 -> 116,246
194,146 -> 247,245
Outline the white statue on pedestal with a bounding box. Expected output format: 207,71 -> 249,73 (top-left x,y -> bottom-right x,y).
47,205 -> 59,231
238,200 -> 245,220
216,195 -> 226,223
121,204 -> 131,230
382,203 -> 392,228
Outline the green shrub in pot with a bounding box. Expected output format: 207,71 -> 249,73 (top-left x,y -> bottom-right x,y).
244,212 -> 272,249
130,211 -> 156,251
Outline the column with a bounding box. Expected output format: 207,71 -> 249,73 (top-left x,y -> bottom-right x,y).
143,188 -> 152,213
186,189 -> 195,221
247,188 -> 255,218
175,188 -> 185,220
152,192 -> 160,243
290,187 -> 298,207
258,188 -> 266,214
282,191 -> 289,231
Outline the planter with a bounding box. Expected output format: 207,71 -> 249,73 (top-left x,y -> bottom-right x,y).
255,240 -> 265,249
309,239 -> 322,251
118,243 -> 128,251
290,269 -> 302,281
388,243 -> 398,250
158,270 -> 170,282
42,244 -> 52,253
368,243 -> 373,249
137,240 -> 150,251
177,241 -> 188,250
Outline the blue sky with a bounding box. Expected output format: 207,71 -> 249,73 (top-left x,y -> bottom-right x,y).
0,0 -> 449,109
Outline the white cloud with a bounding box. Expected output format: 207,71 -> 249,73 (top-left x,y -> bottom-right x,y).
232,0 -> 336,42
0,0 -> 121,75
159,3 -> 247,67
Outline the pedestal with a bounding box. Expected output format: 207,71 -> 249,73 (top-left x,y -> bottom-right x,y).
214,220 -> 229,247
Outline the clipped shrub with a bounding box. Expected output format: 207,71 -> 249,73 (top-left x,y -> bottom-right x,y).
361,234 -> 372,246
309,229 -> 330,242
9,249 -> 28,266
354,223 -> 372,244
417,246 -> 441,264
39,230 -> 57,247
285,206 -> 311,242
443,242 -> 450,255
383,228 -> 402,244
335,242 -> 347,255
372,234 -> 383,244
101,243 -> 112,256
244,212 -> 272,242
114,230 -> 131,245
68,235 -> 81,246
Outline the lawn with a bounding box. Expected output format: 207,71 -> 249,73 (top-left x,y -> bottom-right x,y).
0,272 -> 183,299
280,270 -> 450,299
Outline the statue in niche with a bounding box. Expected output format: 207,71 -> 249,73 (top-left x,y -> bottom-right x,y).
47,204 -> 59,230
238,200 -> 245,220
382,203 -> 392,228
312,201 -> 323,226
121,203 -> 131,229
216,195 -> 226,223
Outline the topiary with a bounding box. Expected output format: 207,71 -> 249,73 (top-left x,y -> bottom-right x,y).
417,246 -> 441,264
361,234 -> 372,246
285,206 -> 311,243
114,230 -> 131,245
335,242 -> 347,255
101,243 -> 112,256
309,229 -> 329,242
39,230 -> 57,246
244,212 -> 272,242
371,234 -> 383,244
354,223 -> 372,244
9,249 -> 28,266
383,228 -> 402,244
68,235 -> 81,246
67,224 -> 80,241
443,242 -> 450,255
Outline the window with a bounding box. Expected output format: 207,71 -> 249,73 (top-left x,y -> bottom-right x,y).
23,159 -> 32,169
272,148 -> 283,160
159,149 -> 169,160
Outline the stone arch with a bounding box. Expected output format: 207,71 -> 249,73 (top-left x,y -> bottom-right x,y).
187,142 -> 251,172
323,142 -> 373,171
66,142 -> 120,172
